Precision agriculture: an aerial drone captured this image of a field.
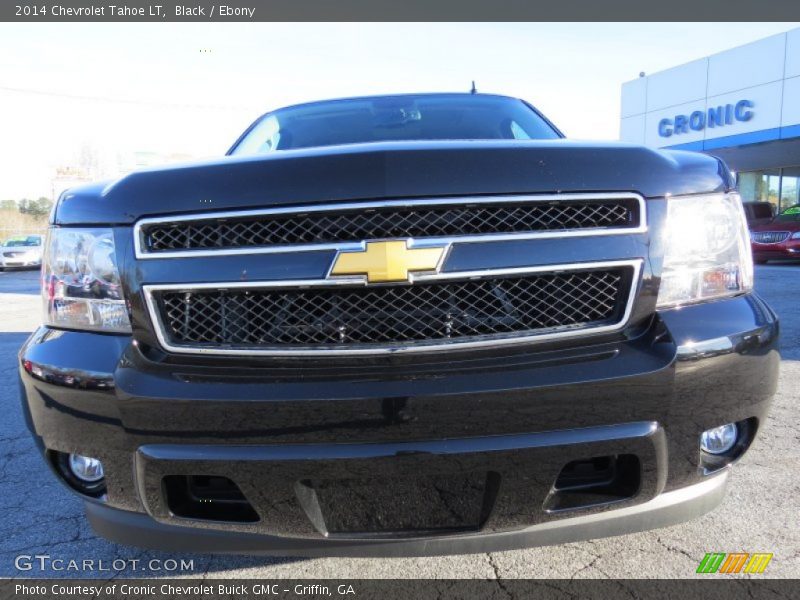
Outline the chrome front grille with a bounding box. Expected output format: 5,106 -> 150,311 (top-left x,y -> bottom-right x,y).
146,262 -> 639,355
751,231 -> 790,244
138,194 -> 646,356
135,194 -> 644,258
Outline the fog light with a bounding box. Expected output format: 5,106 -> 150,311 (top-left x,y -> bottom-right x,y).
700,423 -> 738,455
68,454 -> 105,482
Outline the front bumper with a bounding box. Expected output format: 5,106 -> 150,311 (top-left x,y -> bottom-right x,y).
19,293 -> 779,556
752,239 -> 800,260
85,473 -> 729,557
1,257 -> 40,268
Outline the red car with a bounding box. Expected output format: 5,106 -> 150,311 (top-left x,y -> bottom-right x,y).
750,205 -> 800,263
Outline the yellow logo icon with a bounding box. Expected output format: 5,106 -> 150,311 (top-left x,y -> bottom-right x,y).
330,240 -> 446,283
697,552 -> 773,574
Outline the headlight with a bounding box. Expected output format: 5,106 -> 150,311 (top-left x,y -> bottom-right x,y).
656,193 -> 753,308
791,232 -> 800,240
42,228 -> 131,333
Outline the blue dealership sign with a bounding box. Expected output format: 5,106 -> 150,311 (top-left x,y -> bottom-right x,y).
658,100 -> 754,137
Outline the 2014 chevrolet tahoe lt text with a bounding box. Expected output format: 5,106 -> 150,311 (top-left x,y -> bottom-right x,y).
19,93 -> 779,556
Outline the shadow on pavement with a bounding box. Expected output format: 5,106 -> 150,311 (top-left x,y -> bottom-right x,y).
758,259 -> 800,267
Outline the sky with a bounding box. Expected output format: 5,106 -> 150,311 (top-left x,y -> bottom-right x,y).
1,22 -> 798,199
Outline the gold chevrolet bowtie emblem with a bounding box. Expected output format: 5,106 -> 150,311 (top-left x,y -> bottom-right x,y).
330,240 -> 446,283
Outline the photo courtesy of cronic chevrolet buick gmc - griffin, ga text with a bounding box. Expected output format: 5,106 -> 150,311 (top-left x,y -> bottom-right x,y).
19,93 -> 779,556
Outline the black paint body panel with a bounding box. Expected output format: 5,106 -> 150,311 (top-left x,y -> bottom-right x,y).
53,140 -> 732,225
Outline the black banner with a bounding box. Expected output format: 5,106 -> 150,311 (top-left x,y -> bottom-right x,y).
3,0 -> 800,22
2,579 -> 800,600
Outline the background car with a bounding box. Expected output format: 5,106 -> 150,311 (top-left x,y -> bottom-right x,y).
0,234 -> 43,270
750,205 -> 800,263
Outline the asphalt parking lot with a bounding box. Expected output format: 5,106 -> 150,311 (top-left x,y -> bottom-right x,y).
1,265 -> 798,580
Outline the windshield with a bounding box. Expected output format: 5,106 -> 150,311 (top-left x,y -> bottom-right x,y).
746,204 -> 773,219
231,94 -> 561,155
774,205 -> 800,222
3,236 -> 41,247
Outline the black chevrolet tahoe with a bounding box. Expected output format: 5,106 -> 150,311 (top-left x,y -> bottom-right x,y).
19,93 -> 779,556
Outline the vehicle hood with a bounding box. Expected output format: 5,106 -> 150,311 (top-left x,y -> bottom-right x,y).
53,140 -> 734,225
751,219 -> 800,232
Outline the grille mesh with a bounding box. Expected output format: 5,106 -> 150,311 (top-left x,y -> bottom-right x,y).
144,199 -> 638,253
751,231 -> 790,244
157,268 -> 629,351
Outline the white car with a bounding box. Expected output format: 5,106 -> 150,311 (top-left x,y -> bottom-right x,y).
0,235 -> 43,269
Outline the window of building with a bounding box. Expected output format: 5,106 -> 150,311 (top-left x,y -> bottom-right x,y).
780,167 -> 800,210
739,167 -> 800,212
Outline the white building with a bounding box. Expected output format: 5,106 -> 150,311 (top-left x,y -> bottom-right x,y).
620,28 -> 800,213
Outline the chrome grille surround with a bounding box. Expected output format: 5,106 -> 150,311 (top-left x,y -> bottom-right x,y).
143,260 -> 643,356
751,231 -> 791,244
133,193 -> 647,260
